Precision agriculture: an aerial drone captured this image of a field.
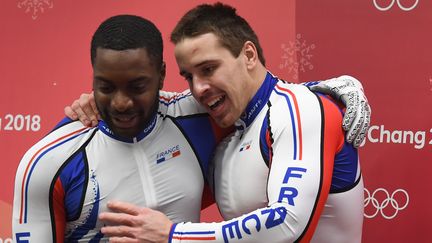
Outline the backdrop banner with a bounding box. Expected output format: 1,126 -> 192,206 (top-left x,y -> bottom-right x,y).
1,1 -> 430,242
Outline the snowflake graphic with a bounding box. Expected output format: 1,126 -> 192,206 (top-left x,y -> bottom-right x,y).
17,0 -> 54,20
279,34 -> 315,81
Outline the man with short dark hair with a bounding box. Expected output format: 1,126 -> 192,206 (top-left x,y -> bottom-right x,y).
12,15 -> 226,242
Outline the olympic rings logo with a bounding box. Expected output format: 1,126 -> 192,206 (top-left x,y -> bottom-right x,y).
364,188 -> 409,219
373,0 -> 419,11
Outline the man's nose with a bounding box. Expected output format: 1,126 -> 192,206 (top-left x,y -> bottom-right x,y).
111,91 -> 133,112
191,77 -> 210,98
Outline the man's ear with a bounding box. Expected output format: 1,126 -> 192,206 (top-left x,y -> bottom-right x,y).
159,62 -> 166,90
242,41 -> 258,70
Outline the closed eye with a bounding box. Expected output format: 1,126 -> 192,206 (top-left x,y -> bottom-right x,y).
201,65 -> 217,77
180,71 -> 193,83
95,81 -> 115,94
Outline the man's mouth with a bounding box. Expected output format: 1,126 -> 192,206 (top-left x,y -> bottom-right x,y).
111,114 -> 138,128
207,95 -> 225,110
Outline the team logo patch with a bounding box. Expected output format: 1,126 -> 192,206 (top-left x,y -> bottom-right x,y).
156,145 -> 181,164
239,140 -> 252,152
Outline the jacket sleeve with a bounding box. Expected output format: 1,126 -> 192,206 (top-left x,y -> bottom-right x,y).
13,123 -> 90,243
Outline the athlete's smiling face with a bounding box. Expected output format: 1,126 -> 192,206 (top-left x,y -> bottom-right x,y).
93,47 -> 164,138
174,33 -> 255,128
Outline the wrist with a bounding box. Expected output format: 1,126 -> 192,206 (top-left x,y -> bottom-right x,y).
168,223 -> 178,243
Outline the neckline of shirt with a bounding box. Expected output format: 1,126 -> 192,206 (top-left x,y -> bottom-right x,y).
97,114 -> 158,143
235,71 -> 278,131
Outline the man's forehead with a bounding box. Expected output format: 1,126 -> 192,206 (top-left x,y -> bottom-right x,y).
174,33 -> 227,61
93,47 -> 159,69
95,47 -> 149,58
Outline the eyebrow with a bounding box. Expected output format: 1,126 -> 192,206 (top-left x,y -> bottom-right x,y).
93,76 -> 149,83
195,60 -> 217,68
178,60 -> 218,76
93,76 -> 111,83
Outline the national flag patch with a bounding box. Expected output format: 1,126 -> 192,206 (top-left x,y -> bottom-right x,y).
239,140 -> 252,152
156,145 -> 181,163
